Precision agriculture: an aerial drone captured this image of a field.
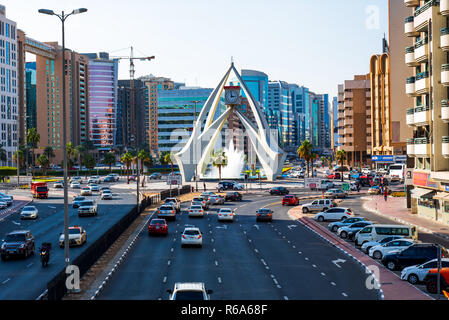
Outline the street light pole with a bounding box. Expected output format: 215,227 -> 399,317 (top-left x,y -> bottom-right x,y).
191,100 -> 200,192
39,8 -> 88,269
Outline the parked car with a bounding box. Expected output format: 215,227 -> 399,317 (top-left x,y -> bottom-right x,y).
361,235 -> 405,254
314,207 -> 353,222
167,282 -> 212,300
148,218 -> 168,236
0,201 -> 7,209
381,243 -> 449,271
148,172 -> 162,180
20,206 -> 38,220
328,217 -> 367,233
424,267 -> 449,294
1,230 -> 35,260
337,221 -> 373,239
256,208 -> 273,222
301,199 -> 336,213
369,239 -> 415,260
282,195 -> 299,206
401,259 -> 449,285
225,192 -> 242,202
324,189 -> 348,199
355,224 -> 418,247
269,187 -> 289,195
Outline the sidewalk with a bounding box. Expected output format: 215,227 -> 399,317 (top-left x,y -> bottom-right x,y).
362,195 -> 449,241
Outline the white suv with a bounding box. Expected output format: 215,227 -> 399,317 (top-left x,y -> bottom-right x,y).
314,207 -> 353,222
302,199 -> 336,213
167,282 -> 212,300
78,200 -> 98,217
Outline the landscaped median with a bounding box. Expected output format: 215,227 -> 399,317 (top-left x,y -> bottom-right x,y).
287,206 -> 433,300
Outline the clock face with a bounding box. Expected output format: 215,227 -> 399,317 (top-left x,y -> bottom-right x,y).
225,90 -> 239,104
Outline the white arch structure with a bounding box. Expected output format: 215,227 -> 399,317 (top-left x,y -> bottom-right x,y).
173,63 -> 286,182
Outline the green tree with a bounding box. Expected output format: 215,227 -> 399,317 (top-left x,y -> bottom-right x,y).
37,154 -> 50,176
297,140 -> 313,178
103,152 -> 116,173
43,146 -> 55,163
13,148 -> 26,167
211,149 -> 228,182
26,128 -> 40,176
66,142 -> 76,169
121,152 -> 134,184
82,154 -> 96,175
335,150 -> 347,182
164,152 -> 174,175
159,151 -> 170,165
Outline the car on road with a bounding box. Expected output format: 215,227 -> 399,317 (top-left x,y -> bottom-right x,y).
101,190 -> 113,200
328,217 -> 367,233
369,239 -> 415,260
225,192 -> 242,202
368,186 -> 381,195
148,172 -> 162,180
400,259 -> 449,285
217,181 -> 242,191
148,218 -> 168,236
360,235 -> 405,254
53,180 -> 64,188
381,243 -> 448,271
191,197 -> 209,210
301,199 -> 336,214
107,173 -> 120,182
100,187 -> 111,194
200,192 -> 215,201
70,181 -> 81,189
20,206 -> 38,220
188,205 -> 205,218
218,208 -> 235,222
0,201 -> 7,209
88,184 -> 100,192
282,195 -> 299,206
256,208 -> 273,222
324,189 -> 348,199
167,282 -> 212,300
78,200 -> 98,217
72,196 -> 86,208
209,195 -> 225,205
103,176 -> 115,183
88,176 -> 100,184
80,187 -> 92,196
314,207 -> 353,222
70,176 -> 83,184
165,198 -> 181,213
0,192 -> 13,205
337,221 -> 373,239
269,186 -> 289,195
181,226 -> 203,248
1,230 -> 35,260
157,204 -> 176,221
59,226 -> 87,247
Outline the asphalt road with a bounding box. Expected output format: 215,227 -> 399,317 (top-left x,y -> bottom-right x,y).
0,181 -> 136,300
98,194 -> 381,300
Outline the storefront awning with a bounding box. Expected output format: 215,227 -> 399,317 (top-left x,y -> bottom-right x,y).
411,188 -> 436,199
433,192 -> 447,200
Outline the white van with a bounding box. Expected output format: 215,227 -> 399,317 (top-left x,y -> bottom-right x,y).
388,164 -> 406,182
355,224 -> 418,246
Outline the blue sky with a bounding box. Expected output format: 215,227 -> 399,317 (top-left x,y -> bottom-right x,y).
4,0 -> 388,98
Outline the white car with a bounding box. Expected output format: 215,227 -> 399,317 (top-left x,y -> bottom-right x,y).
53,181 -> 64,188
301,199 -> 335,213
20,206 -> 38,219
88,176 -> 100,184
369,239 -> 415,260
80,187 -> 92,196
70,181 -> 81,189
209,195 -> 225,205
167,282 -> 212,300
360,236 -> 404,254
165,198 -> 181,213
101,190 -> 113,200
88,184 -> 100,192
218,208 -> 234,222
400,259 -> 449,285
59,226 -> 87,247
314,207 -> 353,222
188,205 -> 204,218
78,200 -> 98,217
181,226 -> 203,247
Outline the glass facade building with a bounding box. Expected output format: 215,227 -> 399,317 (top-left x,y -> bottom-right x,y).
25,62 -> 36,133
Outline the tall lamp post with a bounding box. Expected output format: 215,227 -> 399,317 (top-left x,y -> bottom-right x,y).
38,8 -> 88,269
191,100 -> 200,191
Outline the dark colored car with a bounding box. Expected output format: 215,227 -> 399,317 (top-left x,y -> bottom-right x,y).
269,187 -> 289,195
1,230 -> 35,260
256,208 -> 273,222
225,192 -> 242,202
217,181 -> 236,191
148,219 -> 168,236
104,176 -> 115,182
282,195 -> 299,206
381,243 -> 448,271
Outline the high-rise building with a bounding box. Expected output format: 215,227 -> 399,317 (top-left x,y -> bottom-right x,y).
83,52 -> 118,151
25,62 -> 36,133
0,5 -> 18,166
402,0 -> 449,222
337,75 -> 371,167
332,96 -> 339,151
241,69 -> 268,111
268,81 -> 294,150
289,85 -> 309,147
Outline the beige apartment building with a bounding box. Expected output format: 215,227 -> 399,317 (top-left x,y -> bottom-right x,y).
403,0 -> 449,223
337,75 -> 372,167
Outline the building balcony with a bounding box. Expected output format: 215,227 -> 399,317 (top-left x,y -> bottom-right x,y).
405,46 -> 418,66
442,100 -> 449,123
414,137 -> 431,157
442,28 -> 449,51
344,91 -> 353,99
413,106 -> 430,125
414,0 -> 439,32
442,64 -> 449,86
405,0 -> 419,6
443,137 -> 449,158
442,0 -> 449,15
407,139 -> 415,157
414,38 -> 428,62
406,76 -> 416,96
406,108 -> 415,126
415,72 -> 430,94
405,16 -> 419,37
344,118 -> 354,126
344,128 -> 354,135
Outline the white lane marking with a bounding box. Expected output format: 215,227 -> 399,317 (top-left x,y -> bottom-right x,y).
48,206 -> 56,209
277,285 -> 282,289
305,257 -> 309,261
254,249 -> 259,253
167,260 -> 171,266
248,239 -> 252,243
331,282 -> 336,286
163,277 -> 167,283
213,248 -> 216,253
215,261 -> 218,266
27,263 -> 34,268
2,278 -> 10,284
218,277 -> 222,284
170,248 -> 174,252
321,272 -> 326,276
12,221 -> 20,226
211,238 -> 215,242
270,274 -> 275,278
298,251 -> 302,254
284,296 -> 289,300
312,264 -> 317,268
273,278 -> 279,285
342,293 -> 348,297
292,245 -> 296,248
261,259 -> 267,266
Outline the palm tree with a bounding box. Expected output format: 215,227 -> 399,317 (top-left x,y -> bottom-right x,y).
26,128 -> 40,176
103,152 -> 116,173
37,154 -> 50,176
121,152 -> 133,184
43,146 -> 55,164
164,152 -> 174,175
297,140 -> 313,178
13,148 -> 25,167
82,154 -> 96,176
136,149 -> 151,187
335,150 -> 347,182
66,142 -> 75,169
73,145 -> 86,175
211,149 -> 228,182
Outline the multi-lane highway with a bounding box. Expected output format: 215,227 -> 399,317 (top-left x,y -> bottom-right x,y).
98,194 -> 381,300
0,181 -> 136,300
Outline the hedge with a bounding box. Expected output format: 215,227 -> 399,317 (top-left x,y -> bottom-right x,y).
0,167 -> 17,177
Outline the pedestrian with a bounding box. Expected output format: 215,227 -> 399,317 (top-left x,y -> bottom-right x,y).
203,181 -> 206,192
357,183 -> 360,193
384,187 -> 388,202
